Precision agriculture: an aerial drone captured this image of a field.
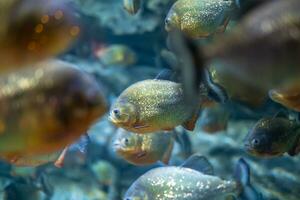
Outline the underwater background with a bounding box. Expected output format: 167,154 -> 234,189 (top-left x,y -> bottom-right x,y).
0,0 -> 300,200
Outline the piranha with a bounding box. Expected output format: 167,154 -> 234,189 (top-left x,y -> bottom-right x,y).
0,0 -> 80,71
199,103 -> 230,133
113,128 -> 174,165
244,112 -> 300,157
95,44 -> 137,67
172,0 -> 300,96
124,154 -> 262,200
165,0 -> 239,38
216,0 -> 300,90
0,60 -> 106,157
109,65 -> 228,134
123,0 -> 142,15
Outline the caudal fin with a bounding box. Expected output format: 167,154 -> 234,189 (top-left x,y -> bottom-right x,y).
234,158 -> 264,200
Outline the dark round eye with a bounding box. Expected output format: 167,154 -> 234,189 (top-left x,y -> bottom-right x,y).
251,139 -> 260,146
165,18 -> 171,25
113,109 -> 120,115
124,138 -> 129,144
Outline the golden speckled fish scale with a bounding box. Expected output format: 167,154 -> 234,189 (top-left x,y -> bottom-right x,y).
171,0 -> 234,37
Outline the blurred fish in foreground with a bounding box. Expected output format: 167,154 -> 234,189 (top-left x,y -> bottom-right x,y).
1,134 -> 91,167
244,111 -> 300,157
0,60 -> 106,157
177,0 -> 300,92
0,0 -> 80,71
212,0 -> 300,90
165,0 -> 238,38
124,154 -> 262,200
113,128 -> 174,165
94,44 -> 137,67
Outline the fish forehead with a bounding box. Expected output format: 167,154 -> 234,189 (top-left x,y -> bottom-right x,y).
136,167 -> 236,199
175,0 -> 232,13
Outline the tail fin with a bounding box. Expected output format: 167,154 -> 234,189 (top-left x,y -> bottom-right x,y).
234,158 -> 264,200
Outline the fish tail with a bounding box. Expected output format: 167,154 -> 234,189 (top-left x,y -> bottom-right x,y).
234,158 -> 264,200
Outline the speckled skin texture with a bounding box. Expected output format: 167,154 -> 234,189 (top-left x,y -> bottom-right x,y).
165,0 -> 235,38
114,129 -> 174,165
110,79 -> 198,133
244,117 -> 300,157
125,166 -> 237,200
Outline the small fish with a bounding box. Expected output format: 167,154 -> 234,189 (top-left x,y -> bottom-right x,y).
0,0 -> 80,70
124,154 -> 261,200
123,0 -> 141,15
244,111 -> 300,157
109,79 -> 201,134
0,60 -> 106,156
199,103 -> 229,133
269,83 -> 300,112
113,128 -> 174,165
95,45 -> 137,67
165,0 -> 239,38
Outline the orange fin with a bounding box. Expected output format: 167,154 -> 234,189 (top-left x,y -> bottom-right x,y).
182,112 -> 199,131
161,140 -> 174,164
216,17 -> 230,34
54,147 -> 68,168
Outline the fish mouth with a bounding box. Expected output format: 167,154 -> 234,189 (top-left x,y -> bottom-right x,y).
112,142 -> 124,151
108,113 -> 120,125
244,143 -> 281,157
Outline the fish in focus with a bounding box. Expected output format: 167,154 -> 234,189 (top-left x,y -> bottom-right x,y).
0,0 -> 80,70
124,154 -> 261,200
244,112 -> 300,157
95,45 -> 137,67
0,60 -> 106,157
113,128 -> 174,165
198,103 -> 229,133
123,0 -> 141,15
165,0 -> 238,38
109,79 -> 201,134
269,83 -> 300,112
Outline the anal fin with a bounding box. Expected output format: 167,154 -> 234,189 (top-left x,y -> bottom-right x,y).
182,111 -> 199,131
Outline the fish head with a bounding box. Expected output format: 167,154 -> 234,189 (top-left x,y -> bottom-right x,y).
244,118 -> 290,157
109,99 -> 138,128
124,183 -> 150,200
113,129 -> 139,154
165,6 -> 180,32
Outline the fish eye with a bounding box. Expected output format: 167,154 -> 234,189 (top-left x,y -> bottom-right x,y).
113,109 -> 120,115
165,18 -> 171,25
123,138 -> 129,145
251,139 -> 260,146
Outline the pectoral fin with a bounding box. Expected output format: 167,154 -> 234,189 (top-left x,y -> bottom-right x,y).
161,140 -> 174,164
136,151 -> 147,158
54,147 -> 68,168
133,124 -> 149,129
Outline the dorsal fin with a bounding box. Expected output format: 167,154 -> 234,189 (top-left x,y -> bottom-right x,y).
273,110 -> 289,119
154,69 -> 178,82
180,154 -> 214,175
